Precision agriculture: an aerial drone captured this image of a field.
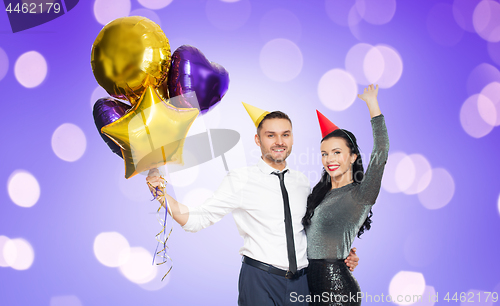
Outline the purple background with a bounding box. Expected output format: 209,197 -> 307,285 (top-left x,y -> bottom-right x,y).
1,0 -> 499,305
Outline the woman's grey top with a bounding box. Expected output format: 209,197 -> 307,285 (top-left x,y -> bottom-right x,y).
306,114 -> 389,260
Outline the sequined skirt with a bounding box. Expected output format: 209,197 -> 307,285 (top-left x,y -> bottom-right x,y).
307,259 -> 361,306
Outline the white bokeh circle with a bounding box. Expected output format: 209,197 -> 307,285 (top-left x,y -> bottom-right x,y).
205,0 -> 251,31
318,69 -> 358,111
129,8 -> 162,27
427,3 -> 464,47
418,168 -> 455,210
345,43 -> 373,85
452,0 -> 483,33
394,155 -> 416,193
52,123 -> 87,162
259,39 -> 303,82
460,94 -> 496,138
412,286 -> 437,306
14,51 -> 47,88
3,238 -> 35,270
93,232 -> 131,267
0,236 -> 10,267
389,271 -> 426,305
119,247 -> 157,284
94,0 -> 131,26
90,86 -> 109,110
325,0 -> 355,27
480,82 -> 500,126
0,47 -> 8,82
50,295 -> 83,306
138,0 -> 173,10
364,45 -> 403,88
466,63 -> 500,96
355,0 -> 396,25
473,0 -> 500,43
381,152 -> 407,193
7,170 -> 41,208
403,154 -> 433,195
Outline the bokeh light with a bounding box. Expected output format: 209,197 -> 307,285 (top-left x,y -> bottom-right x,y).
355,0 -> 397,25
138,0 -> 173,10
413,286 -> 437,306
129,8 -> 162,27
427,3 -> 464,47
51,123 -> 87,162
317,69 -> 357,111
205,0 -> 251,31
381,152 -> 408,193
259,38 -> 303,82
7,170 -> 41,208
487,41 -> 500,66
364,45 -> 403,88
395,154 -> 416,193
3,238 -> 35,270
90,85 -> 109,109
93,232 -> 131,268
473,0 -> 500,43
93,0 -> 131,26
0,47 -> 8,82
388,271 -> 426,305
0,236 -> 10,267
402,154 -> 432,195
259,9 -> 301,42
325,0 -> 355,27
345,43 -> 373,85
119,247 -> 157,284
497,193 -> 500,217
14,51 -> 47,88
452,0 -> 483,32
139,271 -> 170,291
466,63 -> 500,96
460,94 -> 496,138
50,295 -> 83,306
418,168 -> 455,210
480,82 -> 500,126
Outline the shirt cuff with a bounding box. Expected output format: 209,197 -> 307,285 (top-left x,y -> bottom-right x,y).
180,205 -> 197,232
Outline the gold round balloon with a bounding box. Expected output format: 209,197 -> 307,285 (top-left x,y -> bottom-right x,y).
91,16 -> 171,105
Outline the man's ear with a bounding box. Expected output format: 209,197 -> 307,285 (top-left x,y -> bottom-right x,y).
254,134 -> 261,147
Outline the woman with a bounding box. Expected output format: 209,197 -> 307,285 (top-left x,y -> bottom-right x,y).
302,84 -> 389,305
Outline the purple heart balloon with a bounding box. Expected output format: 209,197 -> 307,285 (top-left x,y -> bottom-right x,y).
93,98 -> 131,158
165,45 -> 229,114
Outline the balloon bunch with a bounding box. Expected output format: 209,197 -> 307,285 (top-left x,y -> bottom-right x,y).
91,16 -> 229,279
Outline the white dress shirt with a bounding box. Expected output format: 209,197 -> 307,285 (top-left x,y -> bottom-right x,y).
182,158 -> 311,270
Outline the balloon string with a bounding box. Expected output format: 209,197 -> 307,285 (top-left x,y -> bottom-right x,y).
147,177 -> 174,281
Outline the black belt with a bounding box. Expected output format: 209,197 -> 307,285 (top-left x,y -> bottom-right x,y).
242,256 -> 307,279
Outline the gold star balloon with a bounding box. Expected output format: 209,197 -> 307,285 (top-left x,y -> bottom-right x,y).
101,86 -> 199,179
91,16 -> 171,105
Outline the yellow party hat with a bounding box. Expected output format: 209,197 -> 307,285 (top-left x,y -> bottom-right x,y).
242,102 -> 270,128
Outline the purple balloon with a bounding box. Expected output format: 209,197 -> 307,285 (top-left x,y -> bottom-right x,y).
92,98 -> 131,158
165,45 -> 229,114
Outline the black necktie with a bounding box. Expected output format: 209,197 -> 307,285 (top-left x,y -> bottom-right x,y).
273,170 -> 297,274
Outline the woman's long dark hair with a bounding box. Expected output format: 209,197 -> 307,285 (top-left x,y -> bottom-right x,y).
302,129 -> 373,238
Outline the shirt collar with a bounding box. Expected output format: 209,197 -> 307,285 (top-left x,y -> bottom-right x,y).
257,157 -> 290,175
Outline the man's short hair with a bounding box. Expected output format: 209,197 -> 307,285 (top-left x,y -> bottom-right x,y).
257,111 -> 293,136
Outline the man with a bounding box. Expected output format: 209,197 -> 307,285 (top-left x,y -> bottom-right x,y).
147,104 -> 359,305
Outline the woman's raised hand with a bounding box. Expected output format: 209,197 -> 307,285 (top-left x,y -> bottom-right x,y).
357,84 -> 381,118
